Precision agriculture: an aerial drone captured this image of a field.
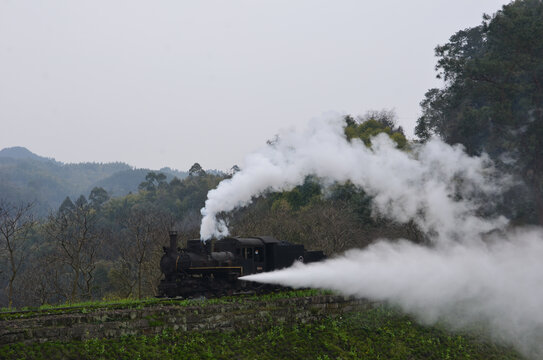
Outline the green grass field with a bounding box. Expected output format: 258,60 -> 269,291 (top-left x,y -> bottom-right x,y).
0,297 -> 524,360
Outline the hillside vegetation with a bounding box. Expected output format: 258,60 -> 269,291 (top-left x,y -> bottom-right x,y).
0,294 -> 523,360
0,146 -> 188,216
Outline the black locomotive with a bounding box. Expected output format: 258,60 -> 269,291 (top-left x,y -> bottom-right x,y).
158,231 -> 325,298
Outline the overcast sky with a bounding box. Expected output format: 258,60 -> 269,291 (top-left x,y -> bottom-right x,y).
1,0 -> 509,171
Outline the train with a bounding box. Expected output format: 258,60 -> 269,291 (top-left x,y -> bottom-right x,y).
158,231 -> 326,298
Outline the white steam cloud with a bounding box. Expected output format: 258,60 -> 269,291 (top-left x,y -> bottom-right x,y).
200,114 -> 543,358
242,229 -> 543,358
201,114 -> 506,242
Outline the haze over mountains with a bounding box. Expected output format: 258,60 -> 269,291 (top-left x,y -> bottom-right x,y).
0,146 -> 189,216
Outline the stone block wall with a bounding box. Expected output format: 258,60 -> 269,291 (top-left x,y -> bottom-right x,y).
0,295 -> 372,345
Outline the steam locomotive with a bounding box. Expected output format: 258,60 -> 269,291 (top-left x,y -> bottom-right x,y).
158,231 -> 325,298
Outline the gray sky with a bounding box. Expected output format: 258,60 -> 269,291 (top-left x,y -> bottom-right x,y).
1,0 -> 509,171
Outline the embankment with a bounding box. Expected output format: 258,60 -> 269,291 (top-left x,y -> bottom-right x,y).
0,294 -> 370,345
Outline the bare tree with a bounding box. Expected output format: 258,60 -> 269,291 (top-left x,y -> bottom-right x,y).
17,253 -> 64,306
114,205 -> 171,299
233,198 -> 364,255
108,261 -> 135,298
0,200 -> 35,308
301,200 -> 357,254
44,196 -> 102,303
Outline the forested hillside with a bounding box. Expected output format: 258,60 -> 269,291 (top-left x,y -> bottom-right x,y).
0,147 -> 188,216
415,0 -> 543,224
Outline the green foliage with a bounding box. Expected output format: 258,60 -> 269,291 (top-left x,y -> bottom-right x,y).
329,182 -> 374,224
0,148 -> 189,217
415,0 -> 543,223
0,169 -> 226,308
138,172 -> 168,191
271,176 -> 322,211
89,187 -> 110,209
0,306 -> 523,359
344,111 -> 407,149
100,171 -> 224,232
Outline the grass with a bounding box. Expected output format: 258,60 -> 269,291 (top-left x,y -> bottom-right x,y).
0,306 -> 524,360
0,289 -> 329,320
0,291 -> 526,359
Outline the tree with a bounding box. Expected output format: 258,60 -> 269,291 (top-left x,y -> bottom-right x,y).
415,0 -> 543,223
189,163 -> 206,177
0,200 -> 35,308
113,205 -> 171,299
59,196 -> 75,214
44,195 -> 102,302
138,172 -> 167,191
359,109 -> 399,130
301,200 -> 357,254
344,110 -> 407,149
229,165 -> 241,176
17,252 -> 64,306
89,187 -> 110,209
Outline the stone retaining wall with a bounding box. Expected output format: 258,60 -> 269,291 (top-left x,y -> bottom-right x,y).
0,296 -> 372,345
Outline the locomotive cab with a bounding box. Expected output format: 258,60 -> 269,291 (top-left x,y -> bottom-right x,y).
231,238 -> 266,274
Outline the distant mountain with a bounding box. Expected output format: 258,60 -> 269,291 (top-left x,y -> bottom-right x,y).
0,146 -> 54,162
0,147 -> 188,216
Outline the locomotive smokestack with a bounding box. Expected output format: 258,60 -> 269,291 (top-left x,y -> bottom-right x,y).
169,231 -> 178,253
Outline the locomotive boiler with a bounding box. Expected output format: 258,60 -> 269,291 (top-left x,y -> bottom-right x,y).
158,231 -> 325,298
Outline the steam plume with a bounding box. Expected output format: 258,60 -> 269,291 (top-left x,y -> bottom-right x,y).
242,230 -> 543,358
200,114 -> 543,358
200,115 -> 506,242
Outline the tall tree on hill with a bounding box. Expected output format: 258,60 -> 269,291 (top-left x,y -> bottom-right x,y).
189,163 -> 206,177
89,187 -> 110,209
0,200 -> 35,308
138,172 -> 168,191
415,0 -> 543,224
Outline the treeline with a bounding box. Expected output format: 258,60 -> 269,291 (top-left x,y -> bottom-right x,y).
0,167 -> 224,308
